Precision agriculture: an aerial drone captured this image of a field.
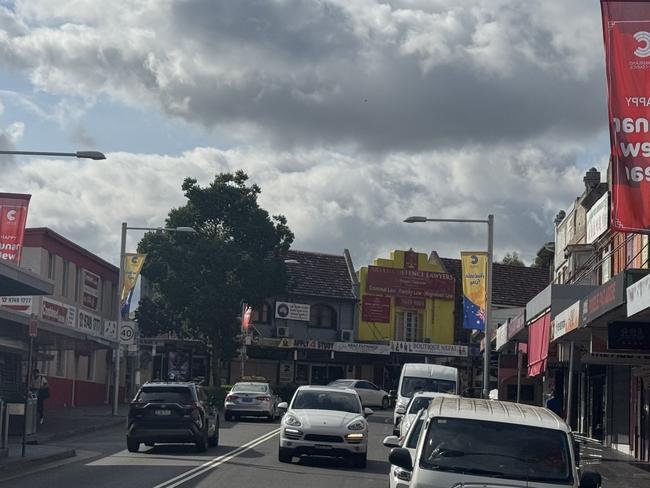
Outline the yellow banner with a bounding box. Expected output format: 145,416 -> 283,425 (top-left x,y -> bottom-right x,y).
461,252 -> 487,331
121,253 -> 146,302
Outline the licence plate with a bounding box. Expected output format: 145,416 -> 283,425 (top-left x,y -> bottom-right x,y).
242,398 -> 253,403
155,409 -> 171,416
315,444 -> 332,449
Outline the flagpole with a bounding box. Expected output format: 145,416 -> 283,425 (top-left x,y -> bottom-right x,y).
240,303 -> 246,380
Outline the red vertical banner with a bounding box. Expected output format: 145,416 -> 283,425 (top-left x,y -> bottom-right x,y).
0,193 -> 31,263
241,304 -> 252,331
602,2 -> 650,232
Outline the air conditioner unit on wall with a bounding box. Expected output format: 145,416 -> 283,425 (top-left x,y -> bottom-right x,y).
340,330 -> 353,342
276,326 -> 290,338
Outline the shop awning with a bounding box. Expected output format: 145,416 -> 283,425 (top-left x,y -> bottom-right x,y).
528,312 -> 551,377
0,259 -> 53,296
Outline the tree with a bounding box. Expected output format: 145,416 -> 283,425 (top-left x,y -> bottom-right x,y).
501,252 -> 525,266
136,171 -> 294,386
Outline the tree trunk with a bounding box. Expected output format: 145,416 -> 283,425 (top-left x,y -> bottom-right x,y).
211,335 -> 222,387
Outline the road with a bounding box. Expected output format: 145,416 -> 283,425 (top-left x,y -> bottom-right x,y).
1,411 -> 393,488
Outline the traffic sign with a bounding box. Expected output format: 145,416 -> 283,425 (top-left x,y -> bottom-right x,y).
119,321 -> 136,345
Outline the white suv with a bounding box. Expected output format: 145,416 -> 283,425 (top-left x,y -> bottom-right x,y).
388,397 -> 602,488
277,385 -> 373,468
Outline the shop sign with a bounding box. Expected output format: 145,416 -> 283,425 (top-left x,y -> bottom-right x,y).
586,192 -> 609,244
395,296 -> 426,309
495,323 -> 508,351
275,301 -> 310,321
551,301 -> 581,341
333,342 -> 390,355
362,295 -> 391,322
584,351 -> 650,365
279,362 -> 294,383
582,274 -> 624,326
507,312 -> 526,340
82,269 -> 100,311
0,295 -> 32,314
294,339 -> 334,351
366,266 -> 455,300
78,309 -> 101,335
41,297 -> 76,328
104,320 -> 117,340
608,321 -> 650,351
390,341 -> 468,357
627,272 -> 650,317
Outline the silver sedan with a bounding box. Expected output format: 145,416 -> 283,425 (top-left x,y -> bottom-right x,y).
223,382 -> 279,421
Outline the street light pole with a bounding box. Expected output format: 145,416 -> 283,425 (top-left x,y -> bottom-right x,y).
112,223 -> 196,416
404,214 -> 495,399
0,150 -> 106,160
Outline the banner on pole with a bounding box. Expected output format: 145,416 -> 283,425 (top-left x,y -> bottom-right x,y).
120,253 -> 146,319
241,304 -> 253,331
0,193 -> 30,263
601,1 -> 650,232
461,252 -> 487,331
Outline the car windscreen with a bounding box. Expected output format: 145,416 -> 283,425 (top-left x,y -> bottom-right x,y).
401,377 -> 456,397
408,396 -> 433,414
136,387 -> 193,404
233,384 -> 268,393
420,417 -> 572,484
291,390 -> 361,413
406,417 -> 425,449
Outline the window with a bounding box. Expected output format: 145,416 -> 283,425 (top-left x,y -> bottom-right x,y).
62,260 -> 69,297
357,381 -> 378,390
47,252 -> 56,280
55,349 -> 66,377
309,304 -> 337,328
395,311 -> 422,341
252,302 -> 271,324
291,390 -> 361,413
400,377 -> 456,397
136,386 -> 194,403
408,396 -> 433,414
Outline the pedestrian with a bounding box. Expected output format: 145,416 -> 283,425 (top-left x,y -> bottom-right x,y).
30,368 -> 49,424
545,389 -> 563,417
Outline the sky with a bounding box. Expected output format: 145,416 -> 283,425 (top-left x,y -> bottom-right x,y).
0,0 -> 611,268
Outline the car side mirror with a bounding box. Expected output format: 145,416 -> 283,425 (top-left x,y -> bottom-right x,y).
579,471 -> 602,488
395,406 -> 406,415
278,402 -> 289,410
364,407 -> 374,417
383,435 -> 401,448
388,447 -> 413,471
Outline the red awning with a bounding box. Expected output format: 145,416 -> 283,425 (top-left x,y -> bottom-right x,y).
527,312 -> 551,377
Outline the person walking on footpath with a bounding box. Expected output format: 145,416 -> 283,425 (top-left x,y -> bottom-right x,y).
29,368 -> 49,424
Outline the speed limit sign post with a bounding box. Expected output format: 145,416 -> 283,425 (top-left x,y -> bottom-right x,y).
119,321 -> 136,345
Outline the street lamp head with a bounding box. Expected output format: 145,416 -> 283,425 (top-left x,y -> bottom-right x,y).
75,151 -> 106,160
283,259 -> 299,264
172,227 -> 197,233
404,216 -> 428,223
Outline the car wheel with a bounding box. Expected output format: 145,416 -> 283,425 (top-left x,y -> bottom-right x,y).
352,452 -> 367,469
195,431 -> 208,452
208,421 -> 219,447
127,439 -> 140,453
381,396 -> 390,410
278,446 -> 293,463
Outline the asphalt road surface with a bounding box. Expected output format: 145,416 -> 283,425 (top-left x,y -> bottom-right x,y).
2,411 -> 393,488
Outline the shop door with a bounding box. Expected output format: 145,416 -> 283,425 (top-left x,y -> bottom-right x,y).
589,373 -> 606,441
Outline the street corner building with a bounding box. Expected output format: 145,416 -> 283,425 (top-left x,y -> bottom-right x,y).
0,228 -> 120,416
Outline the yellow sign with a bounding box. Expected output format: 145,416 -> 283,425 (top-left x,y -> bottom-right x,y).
461,252 -> 487,331
121,253 -> 146,302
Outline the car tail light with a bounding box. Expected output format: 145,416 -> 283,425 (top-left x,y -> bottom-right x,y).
256,396 -> 271,401
226,395 -> 238,401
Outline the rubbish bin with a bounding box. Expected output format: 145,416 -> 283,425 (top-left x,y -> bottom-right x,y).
7,392 -> 38,436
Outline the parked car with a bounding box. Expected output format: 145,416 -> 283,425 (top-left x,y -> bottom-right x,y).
126,381 -> 219,453
383,409 -> 427,488
224,381 -> 280,421
388,397 -> 603,488
277,385 -> 373,468
328,379 -> 390,409
398,392 -> 458,438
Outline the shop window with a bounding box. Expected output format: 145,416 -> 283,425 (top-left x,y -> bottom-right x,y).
47,252 -> 56,280
252,302 -> 271,324
309,304 -> 337,329
395,311 -> 422,342
62,260 -> 69,297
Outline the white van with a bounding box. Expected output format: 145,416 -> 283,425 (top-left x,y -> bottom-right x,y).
388,397 -> 602,488
393,364 -> 459,435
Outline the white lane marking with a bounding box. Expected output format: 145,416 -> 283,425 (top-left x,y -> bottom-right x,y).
152,428 -> 280,488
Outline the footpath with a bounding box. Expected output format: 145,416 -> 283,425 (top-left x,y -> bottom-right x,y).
577,434 -> 650,488
0,404 -> 126,477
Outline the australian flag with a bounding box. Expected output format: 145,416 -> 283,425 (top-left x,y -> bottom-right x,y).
463,295 -> 485,331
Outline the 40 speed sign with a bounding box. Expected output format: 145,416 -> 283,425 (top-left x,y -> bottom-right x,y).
119,321 -> 136,345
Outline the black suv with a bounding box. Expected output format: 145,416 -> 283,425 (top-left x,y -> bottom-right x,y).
127,382 -> 219,452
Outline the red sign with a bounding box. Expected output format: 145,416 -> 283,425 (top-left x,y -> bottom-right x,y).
29,314 -> 37,337
0,193 -> 30,263
366,265 -> 455,300
601,2 -> 650,232
242,305 -> 253,330
362,295 -> 391,323
395,296 -> 426,309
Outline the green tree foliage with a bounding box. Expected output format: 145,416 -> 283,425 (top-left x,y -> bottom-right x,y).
136,171 -> 294,385
501,251 -> 525,266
